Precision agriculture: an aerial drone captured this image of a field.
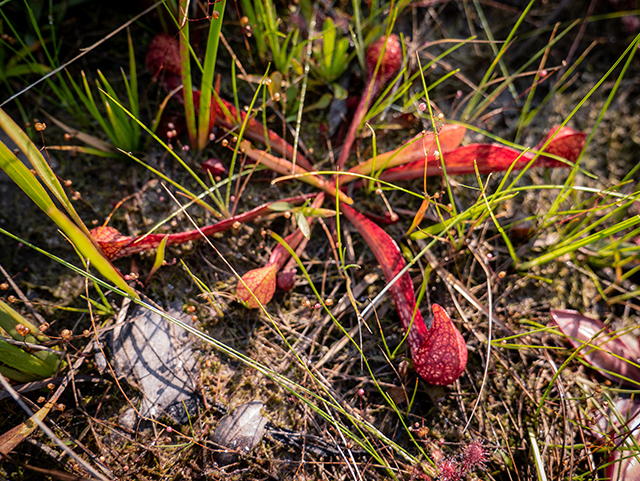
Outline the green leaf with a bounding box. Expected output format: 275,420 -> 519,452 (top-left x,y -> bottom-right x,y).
295,211 -> 311,240
0,300 -> 47,344
0,339 -> 56,378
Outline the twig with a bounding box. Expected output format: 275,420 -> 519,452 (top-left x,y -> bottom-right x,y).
0,263 -> 47,327
0,350 -> 112,481
462,243 -> 494,434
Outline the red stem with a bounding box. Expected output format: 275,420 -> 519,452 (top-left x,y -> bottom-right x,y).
93,194 -> 316,260
335,80 -> 381,171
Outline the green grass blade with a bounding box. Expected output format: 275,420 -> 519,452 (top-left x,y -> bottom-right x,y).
126,28 -> 139,118
197,0 -> 226,151
519,216 -> 640,270
179,0 -> 197,146
225,69 -> 268,208
0,140 -> 138,298
0,108 -> 90,236
0,339 -> 57,378
0,300 -> 48,344
462,0 -> 535,120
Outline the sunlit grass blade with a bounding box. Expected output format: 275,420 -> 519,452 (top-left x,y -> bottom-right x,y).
77,71 -> 115,140
0,108 -> 91,237
544,33 -> 640,222
519,215 -> 640,270
178,0 -> 196,146
462,0 -> 535,121
0,134 -> 138,299
197,0 -> 225,151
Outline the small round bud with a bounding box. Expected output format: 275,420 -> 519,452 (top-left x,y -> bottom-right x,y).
37,396 -> 46,404
398,360 -> 409,378
0,282 -> 8,290
15,324 -> 31,337
7,295 -> 16,303
47,383 -> 56,390
39,322 -> 49,332
186,305 -> 196,313
56,403 -> 65,412
212,10 -> 220,20
357,388 -> 365,397
232,221 -> 241,229
61,329 -> 72,339
325,298 -> 334,306
34,122 -> 46,132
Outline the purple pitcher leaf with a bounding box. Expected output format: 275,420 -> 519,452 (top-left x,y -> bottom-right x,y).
550,309 -> 640,387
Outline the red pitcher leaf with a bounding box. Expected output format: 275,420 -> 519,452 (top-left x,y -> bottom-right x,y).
607,448 -> 640,481
201,158 -> 227,177
146,33 -> 181,77
597,397 -> 640,481
92,194 -> 316,260
339,203 -> 427,347
376,126 -> 585,183
146,34 -> 314,171
412,304 -> 468,386
236,263 -> 277,309
343,124 -> 467,183
241,141 -> 354,205
360,210 -> 401,225
214,97 -> 315,172
550,309 -> 640,387
340,203 -> 467,385
592,397 -> 640,440
336,34 -> 402,170
276,268 -> 297,291
533,125 -> 586,163
91,226 -> 133,260
178,84 -> 315,171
